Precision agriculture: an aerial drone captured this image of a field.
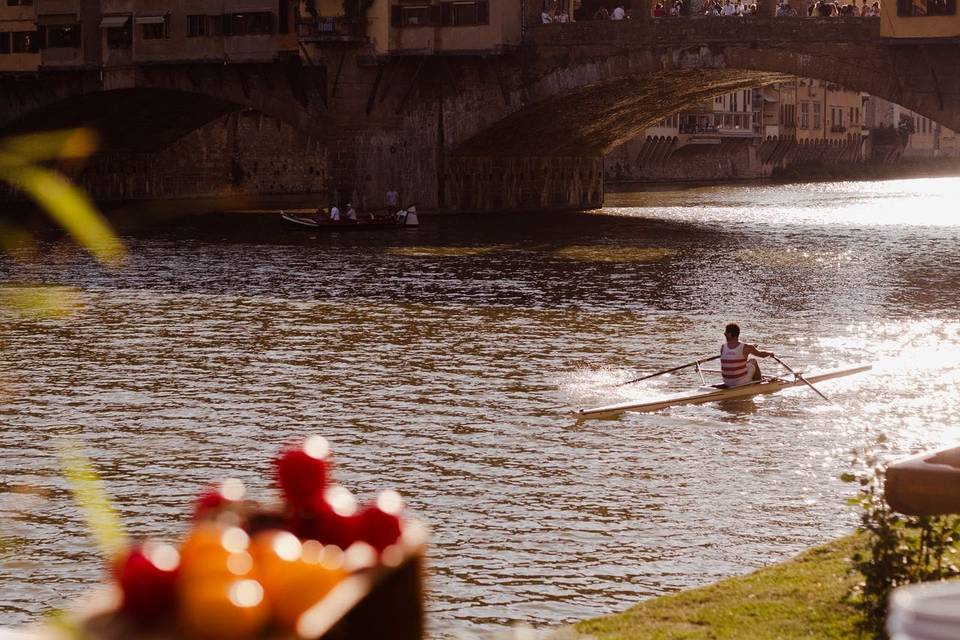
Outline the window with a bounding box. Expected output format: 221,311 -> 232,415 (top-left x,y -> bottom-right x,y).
813,102 -> 822,129
391,4 -> 435,26
897,0 -> 956,15
188,15 -> 222,36
0,31 -> 37,53
224,12 -> 274,35
137,16 -> 168,39
107,25 -> 131,49
800,102 -> 809,129
12,30 -> 36,52
6,0 -> 33,5
142,22 -> 164,39
47,23 -> 81,48
440,1 -> 489,26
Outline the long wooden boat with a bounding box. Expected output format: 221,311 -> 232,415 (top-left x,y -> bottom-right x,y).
282,210 -> 418,230
572,364 -> 872,420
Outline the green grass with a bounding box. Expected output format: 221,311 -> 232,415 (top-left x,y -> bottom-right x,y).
571,535 -> 864,640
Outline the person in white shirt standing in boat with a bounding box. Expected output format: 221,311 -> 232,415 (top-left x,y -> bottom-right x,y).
720,323 -> 775,387
344,203 -> 358,222
329,204 -> 341,222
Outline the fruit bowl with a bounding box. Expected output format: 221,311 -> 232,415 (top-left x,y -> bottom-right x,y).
18,436 -> 428,640
49,524 -> 426,640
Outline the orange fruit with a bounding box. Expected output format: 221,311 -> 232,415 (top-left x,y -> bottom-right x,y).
178,578 -> 269,640
250,532 -> 347,630
179,523 -> 252,581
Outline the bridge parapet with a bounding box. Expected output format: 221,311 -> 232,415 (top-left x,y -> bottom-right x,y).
528,16 -> 881,46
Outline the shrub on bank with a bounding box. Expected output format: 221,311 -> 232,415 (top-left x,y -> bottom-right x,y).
843,435 -> 960,638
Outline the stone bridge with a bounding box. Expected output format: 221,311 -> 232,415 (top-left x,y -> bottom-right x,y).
0,17 -> 957,211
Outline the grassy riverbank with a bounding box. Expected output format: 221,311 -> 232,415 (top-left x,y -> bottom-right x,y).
569,534 -> 864,640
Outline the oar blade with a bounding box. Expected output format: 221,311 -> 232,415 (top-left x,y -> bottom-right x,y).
773,356 -> 832,404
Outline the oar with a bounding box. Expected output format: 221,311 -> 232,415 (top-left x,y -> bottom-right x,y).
772,355 -> 831,403
616,355 -> 721,387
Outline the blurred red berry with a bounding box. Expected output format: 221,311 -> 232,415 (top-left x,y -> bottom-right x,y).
301,486 -> 360,549
194,478 -> 246,520
274,436 -> 332,507
357,490 -> 404,552
118,541 -> 180,621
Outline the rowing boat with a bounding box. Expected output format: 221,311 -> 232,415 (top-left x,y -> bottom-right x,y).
572,364 -> 871,420
281,208 -> 419,230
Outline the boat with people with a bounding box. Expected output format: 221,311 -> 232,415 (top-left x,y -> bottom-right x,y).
281,205 -> 419,230
572,362 -> 872,420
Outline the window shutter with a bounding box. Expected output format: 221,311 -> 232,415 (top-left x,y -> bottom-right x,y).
29,29 -> 39,52
36,24 -> 46,48
430,3 -> 442,25
222,14 -> 232,35
441,1 -> 451,25
477,0 -> 489,24
0,33 -> 10,54
278,0 -> 289,33
390,4 -> 401,26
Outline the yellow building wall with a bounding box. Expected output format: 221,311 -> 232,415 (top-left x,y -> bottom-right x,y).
825,84 -> 864,142
881,13 -> 960,38
795,79 -> 826,142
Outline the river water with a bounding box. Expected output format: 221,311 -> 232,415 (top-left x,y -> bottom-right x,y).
2,178 -> 960,638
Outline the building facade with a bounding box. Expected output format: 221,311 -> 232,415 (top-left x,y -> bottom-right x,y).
865,95 -> 960,157
0,1 -> 524,73
881,0 -> 960,39
0,0 -> 40,72
302,0 -> 521,56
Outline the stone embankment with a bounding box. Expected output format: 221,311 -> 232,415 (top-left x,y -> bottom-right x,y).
603,134 -> 953,184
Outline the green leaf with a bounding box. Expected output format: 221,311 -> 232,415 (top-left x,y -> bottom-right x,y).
58,442 -> 128,562
0,128 -> 99,164
0,284 -> 83,318
0,163 -> 124,266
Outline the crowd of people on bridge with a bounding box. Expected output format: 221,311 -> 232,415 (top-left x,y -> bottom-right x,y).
539,0 -> 879,21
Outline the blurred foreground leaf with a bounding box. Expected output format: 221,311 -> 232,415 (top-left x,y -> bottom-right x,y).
0,163 -> 124,267
0,284 -> 84,318
0,129 -> 99,164
58,442 -> 128,561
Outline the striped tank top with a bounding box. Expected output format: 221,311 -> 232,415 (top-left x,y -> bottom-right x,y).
721,342 -> 751,387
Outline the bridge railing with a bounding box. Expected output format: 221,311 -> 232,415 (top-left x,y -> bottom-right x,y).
526,15 -> 880,45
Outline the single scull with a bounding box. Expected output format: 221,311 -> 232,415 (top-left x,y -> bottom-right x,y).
572,364 -> 872,420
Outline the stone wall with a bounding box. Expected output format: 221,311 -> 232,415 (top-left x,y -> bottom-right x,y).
605,135 -> 867,182
70,111 -> 331,202
445,156 -> 603,211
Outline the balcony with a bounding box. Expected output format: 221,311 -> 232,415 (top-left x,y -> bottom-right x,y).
679,123 -> 719,135
831,125 -> 848,133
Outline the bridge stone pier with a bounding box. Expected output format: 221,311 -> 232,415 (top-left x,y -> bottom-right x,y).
1,17 -> 958,213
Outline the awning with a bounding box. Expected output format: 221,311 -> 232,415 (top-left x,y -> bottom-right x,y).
37,14 -> 78,25
134,15 -> 167,25
99,15 -> 131,28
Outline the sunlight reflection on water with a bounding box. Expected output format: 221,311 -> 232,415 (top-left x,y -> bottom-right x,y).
2,177 -> 960,638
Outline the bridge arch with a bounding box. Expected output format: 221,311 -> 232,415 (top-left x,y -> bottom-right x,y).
0,62 -> 327,151
450,18 -> 960,158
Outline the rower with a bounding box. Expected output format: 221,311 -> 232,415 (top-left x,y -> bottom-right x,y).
330,204 -> 341,222
720,323 -> 775,387
345,203 -> 358,222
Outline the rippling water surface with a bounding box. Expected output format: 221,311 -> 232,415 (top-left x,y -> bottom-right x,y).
3,178 -> 960,638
